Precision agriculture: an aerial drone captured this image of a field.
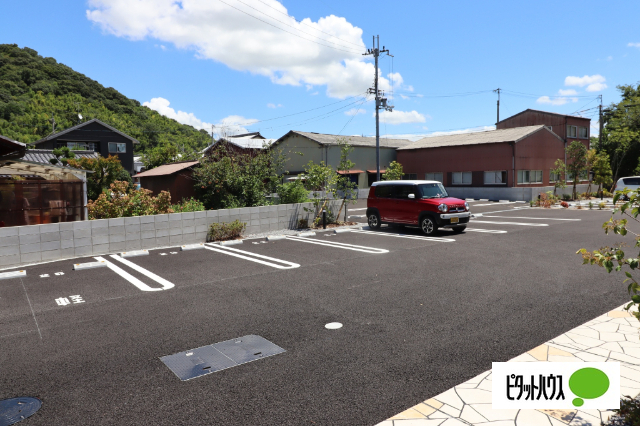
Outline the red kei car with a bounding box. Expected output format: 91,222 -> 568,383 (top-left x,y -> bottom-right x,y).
366,180 -> 470,235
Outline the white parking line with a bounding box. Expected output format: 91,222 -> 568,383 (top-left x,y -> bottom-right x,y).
286,236 -> 389,254
482,216 -> 581,221
471,201 -> 522,207
465,228 -> 508,234
109,255 -> 175,290
348,215 -> 366,218
204,244 -> 300,269
349,208 -> 367,211
351,229 -> 455,242
471,220 -> 549,227
94,256 -> 174,292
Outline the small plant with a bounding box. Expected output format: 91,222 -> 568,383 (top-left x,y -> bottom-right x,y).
206,220 -> 246,242
529,200 -> 536,207
560,201 -> 569,208
276,180 -> 310,204
297,218 -> 309,229
602,397 -> 640,426
598,202 -> 606,210
562,193 -> 572,201
312,208 -> 336,228
588,201 -> 593,210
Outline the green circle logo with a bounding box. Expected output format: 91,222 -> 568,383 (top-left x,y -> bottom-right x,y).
569,368 -> 609,407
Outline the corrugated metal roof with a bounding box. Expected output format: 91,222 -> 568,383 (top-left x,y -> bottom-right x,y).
398,125 -> 560,150
276,131 -> 412,148
22,149 -> 100,165
497,108 -> 591,124
134,160 -> 199,178
31,118 -> 140,145
224,137 -> 275,149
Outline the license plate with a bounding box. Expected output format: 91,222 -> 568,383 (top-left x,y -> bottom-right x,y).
450,217 -> 459,223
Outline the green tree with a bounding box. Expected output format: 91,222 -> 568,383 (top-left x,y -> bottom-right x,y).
49,146 -> 75,166
141,143 -> 180,170
302,160 -> 337,224
383,161 -> 404,181
67,155 -> 132,200
550,159 -> 567,197
566,141 -> 588,199
334,139 -> 358,221
593,152 -> 613,196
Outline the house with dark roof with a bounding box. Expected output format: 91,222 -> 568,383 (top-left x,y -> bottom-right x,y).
396,125 -> 590,200
30,118 -> 139,173
133,160 -> 200,204
201,132 -> 275,157
273,131 -> 412,188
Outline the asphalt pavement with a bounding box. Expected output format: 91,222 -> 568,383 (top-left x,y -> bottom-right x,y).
0,202 -> 630,426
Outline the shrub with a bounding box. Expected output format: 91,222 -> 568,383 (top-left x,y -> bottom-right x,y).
560,201 -> 569,208
297,218 -> 309,229
529,200 -> 536,207
599,202 -> 606,210
603,189 -> 613,197
562,193 -> 572,201
602,397 -> 640,425
206,220 -> 246,242
171,197 -> 205,213
588,201 -> 594,210
88,181 -> 173,219
276,180 -> 310,204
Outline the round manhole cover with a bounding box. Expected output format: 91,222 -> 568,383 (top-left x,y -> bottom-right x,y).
0,397 -> 42,426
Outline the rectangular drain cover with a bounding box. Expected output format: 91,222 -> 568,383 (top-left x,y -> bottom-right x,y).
160,335 -> 285,381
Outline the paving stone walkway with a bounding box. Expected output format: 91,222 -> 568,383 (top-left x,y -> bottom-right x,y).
376,304 -> 640,426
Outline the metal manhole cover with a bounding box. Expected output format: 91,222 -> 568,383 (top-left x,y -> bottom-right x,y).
160,335 -> 286,381
0,397 -> 42,426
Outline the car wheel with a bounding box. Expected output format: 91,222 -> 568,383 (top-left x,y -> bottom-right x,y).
420,216 -> 438,235
368,212 -> 381,229
452,226 -> 466,234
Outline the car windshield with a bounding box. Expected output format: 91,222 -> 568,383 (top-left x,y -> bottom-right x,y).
418,183 -> 448,199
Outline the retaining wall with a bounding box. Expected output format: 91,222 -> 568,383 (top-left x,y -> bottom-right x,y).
0,201 -> 340,269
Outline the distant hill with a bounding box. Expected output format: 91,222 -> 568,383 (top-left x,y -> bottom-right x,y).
0,44 -> 211,153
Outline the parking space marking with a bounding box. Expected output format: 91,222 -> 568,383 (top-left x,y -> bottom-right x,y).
93,256 -> 174,292
351,229 -> 456,242
349,208 -> 367,211
464,228 -> 508,234
471,220 -> 549,227
481,215 -> 581,221
470,201 -> 523,207
109,255 -> 175,290
20,278 -> 42,340
203,244 -> 300,269
348,215 -> 366,218
285,236 -> 389,253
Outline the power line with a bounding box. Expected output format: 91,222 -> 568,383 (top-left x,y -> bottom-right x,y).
254,0 -> 364,48
337,95 -> 370,135
217,0 -> 362,54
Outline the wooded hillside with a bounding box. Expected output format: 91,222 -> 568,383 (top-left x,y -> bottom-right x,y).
0,44 -> 211,153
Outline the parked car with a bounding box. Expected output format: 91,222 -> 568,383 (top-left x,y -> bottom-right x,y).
613,176 -> 640,199
366,180 -> 470,235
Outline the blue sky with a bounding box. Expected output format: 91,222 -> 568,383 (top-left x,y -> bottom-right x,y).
2,0 -> 639,140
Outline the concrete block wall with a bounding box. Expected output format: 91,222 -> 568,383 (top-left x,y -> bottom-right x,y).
0,201 -> 340,269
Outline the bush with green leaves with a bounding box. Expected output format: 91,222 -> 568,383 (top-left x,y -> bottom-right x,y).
383,161 -> 404,181
276,180 -> 309,204
171,197 -> 205,213
67,155 -> 132,200
578,188 -> 640,321
88,181 -> 172,219
207,220 -> 246,242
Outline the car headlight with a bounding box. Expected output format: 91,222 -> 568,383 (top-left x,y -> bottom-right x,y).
464,202 -> 469,211
438,203 -> 448,213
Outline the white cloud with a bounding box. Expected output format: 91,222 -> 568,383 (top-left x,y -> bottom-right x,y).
564,74 -> 607,92
558,89 -> 578,96
143,97 -> 213,130
607,56 -> 613,61
628,42 -> 640,48
399,94 -> 410,100
378,110 -> 427,125
536,96 -> 578,106
87,0 -> 404,98
215,115 -> 259,136
344,108 -> 366,116
267,103 -> 283,108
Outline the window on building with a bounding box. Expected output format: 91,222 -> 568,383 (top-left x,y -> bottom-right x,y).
550,171 -> 563,183
578,126 -> 588,138
425,172 -> 443,182
567,125 -> 577,138
402,174 -> 417,180
518,170 -> 543,184
452,171 -> 472,185
484,171 -> 507,185
108,142 -> 126,153
63,142 -> 90,150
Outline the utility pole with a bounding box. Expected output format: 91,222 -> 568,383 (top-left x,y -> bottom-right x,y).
494,88 -> 501,123
598,95 -> 603,151
363,35 -> 393,182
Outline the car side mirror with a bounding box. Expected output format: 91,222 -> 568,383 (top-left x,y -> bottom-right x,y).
408,194 -> 415,199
